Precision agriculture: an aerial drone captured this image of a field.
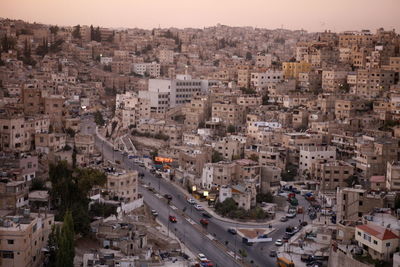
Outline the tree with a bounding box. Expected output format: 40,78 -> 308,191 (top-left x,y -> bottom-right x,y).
72,25 -> 81,39
72,146 -> 77,168
256,192 -> 274,203
49,26 -> 59,35
36,37 -> 49,56
245,52 -> 252,60
47,224 -> 61,267
65,127 -> 76,137
1,35 -> 16,52
94,111 -> 105,126
30,178 -> 46,191
262,94 -> 269,105
49,161 -> 106,235
215,198 -> 238,216
56,210 -> 75,267
212,150 -> 223,163
227,124 -> 236,133
249,154 -> 259,162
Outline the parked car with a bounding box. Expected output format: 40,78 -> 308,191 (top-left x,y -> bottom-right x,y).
198,253 -> 208,262
200,219 -> 209,226
169,216 -> 177,223
187,198 -> 196,205
194,204 -> 204,211
269,250 -> 277,257
286,212 -> 296,218
202,212 -> 212,218
151,209 -> 158,216
275,239 -> 283,246
280,216 -> 288,222
227,228 -> 237,235
300,221 -> 308,227
164,194 -> 173,200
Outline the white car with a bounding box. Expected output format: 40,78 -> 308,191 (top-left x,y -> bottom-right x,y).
187,198 -> 196,205
194,204 -> 204,211
275,239 -> 283,246
198,253 -> 208,262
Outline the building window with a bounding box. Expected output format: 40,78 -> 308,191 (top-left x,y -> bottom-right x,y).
7,240 -> 14,245
373,240 -> 378,245
1,251 -> 14,258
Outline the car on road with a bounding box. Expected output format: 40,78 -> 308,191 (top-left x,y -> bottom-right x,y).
164,194 -> 173,200
300,221 -> 308,227
227,228 -> 237,235
286,212 -> 296,218
202,212 -> 212,218
147,187 -> 156,192
194,204 -> 204,211
198,253 -> 208,262
275,239 -> 283,246
269,250 -> 277,257
280,216 -> 288,222
306,261 -> 323,267
151,210 -> 158,216
169,215 -> 177,223
282,234 -> 290,242
200,219 -> 209,226
187,198 -> 196,205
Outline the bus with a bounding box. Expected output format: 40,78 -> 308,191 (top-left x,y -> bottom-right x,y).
276,257 -> 294,267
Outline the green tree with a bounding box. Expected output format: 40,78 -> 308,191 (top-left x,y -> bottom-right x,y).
94,110 -> 105,126
49,161 -> 106,235
47,224 -> 61,267
227,124 -> 236,133
72,25 -> 81,39
256,192 -> 274,203
215,198 -> 238,216
56,210 -> 75,267
1,35 -> 16,52
212,150 -> 223,163
49,26 -> 59,35
72,146 -> 77,168
245,52 -> 252,60
36,37 -> 49,56
262,94 -> 269,105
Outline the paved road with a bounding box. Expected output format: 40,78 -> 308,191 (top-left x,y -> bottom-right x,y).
81,116 -> 313,267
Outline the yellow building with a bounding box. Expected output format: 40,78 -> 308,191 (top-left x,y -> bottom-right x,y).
282,61 -> 311,79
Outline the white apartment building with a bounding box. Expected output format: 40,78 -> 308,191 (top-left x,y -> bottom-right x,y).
132,62 -> 161,78
139,75 -> 216,114
299,146 -> 336,173
250,70 -> 284,88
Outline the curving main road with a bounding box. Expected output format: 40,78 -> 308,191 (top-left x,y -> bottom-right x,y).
81,116 -> 312,267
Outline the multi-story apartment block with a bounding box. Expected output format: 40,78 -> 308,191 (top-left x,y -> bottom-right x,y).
158,49 -> 174,64
313,160 -> 354,191
321,70 -> 348,92
336,187 -> 383,223
0,212 -> 55,267
0,116 -> 32,152
335,98 -> 366,120
107,171 -> 139,203
183,95 -> 211,130
353,137 -> 399,179
201,161 -> 236,189
237,65 -> 252,88
282,61 -> 311,79
211,101 -> 247,126
213,137 -> 245,161
250,70 -> 284,88
299,146 -> 336,174
132,62 -> 161,78
354,69 -> 395,99
386,161 -> 400,191
255,52 -> 272,68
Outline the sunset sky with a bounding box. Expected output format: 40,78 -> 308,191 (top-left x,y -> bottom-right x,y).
0,0 -> 399,32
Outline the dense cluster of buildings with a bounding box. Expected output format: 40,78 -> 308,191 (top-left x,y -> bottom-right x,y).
1,18 -> 400,266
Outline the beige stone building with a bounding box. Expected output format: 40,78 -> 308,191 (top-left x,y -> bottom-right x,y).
107,171 -> 139,203
213,137 -> 245,161
211,101 -> 246,126
336,187 -> 383,223
355,69 -> 395,99
0,212 -> 55,267
313,160 -> 354,191
386,161 -> 400,191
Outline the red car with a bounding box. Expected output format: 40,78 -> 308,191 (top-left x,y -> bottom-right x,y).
169,215 -> 177,223
200,219 -> 209,226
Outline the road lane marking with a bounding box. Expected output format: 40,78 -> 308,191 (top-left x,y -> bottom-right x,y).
155,194 -> 162,199
170,205 -> 177,210
206,234 -> 215,240
186,218 -> 196,225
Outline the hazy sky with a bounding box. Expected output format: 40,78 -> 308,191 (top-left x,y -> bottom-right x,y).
1,0 -> 399,32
